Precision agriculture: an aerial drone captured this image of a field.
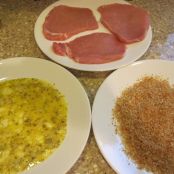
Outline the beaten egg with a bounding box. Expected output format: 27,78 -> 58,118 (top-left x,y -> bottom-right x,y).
0,78 -> 67,174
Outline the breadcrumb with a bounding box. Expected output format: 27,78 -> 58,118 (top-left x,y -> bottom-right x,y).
114,76 -> 174,174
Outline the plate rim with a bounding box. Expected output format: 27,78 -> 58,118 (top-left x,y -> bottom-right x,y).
92,59 -> 174,174
0,57 -> 92,174
34,0 -> 152,72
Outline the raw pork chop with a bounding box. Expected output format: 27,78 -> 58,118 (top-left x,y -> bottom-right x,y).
53,33 -> 126,64
98,3 -> 150,44
43,5 -> 98,41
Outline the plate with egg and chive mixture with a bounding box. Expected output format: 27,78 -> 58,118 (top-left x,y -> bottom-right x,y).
0,57 -> 91,174
92,59 -> 174,174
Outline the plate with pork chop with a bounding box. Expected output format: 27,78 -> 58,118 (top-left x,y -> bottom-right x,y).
34,0 -> 152,71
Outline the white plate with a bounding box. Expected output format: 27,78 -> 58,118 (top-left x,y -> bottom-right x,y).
34,0 -> 152,71
0,57 -> 91,174
92,59 -> 174,174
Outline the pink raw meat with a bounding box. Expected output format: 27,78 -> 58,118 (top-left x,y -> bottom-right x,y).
52,33 -> 126,64
98,3 -> 150,44
43,5 -> 98,41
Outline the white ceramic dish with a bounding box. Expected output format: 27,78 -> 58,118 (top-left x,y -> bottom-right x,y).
92,59 -> 174,174
34,0 -> 152,71
0,57 -> 91,174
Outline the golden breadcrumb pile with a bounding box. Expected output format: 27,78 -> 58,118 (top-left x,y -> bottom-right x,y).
114,76 -> 174,174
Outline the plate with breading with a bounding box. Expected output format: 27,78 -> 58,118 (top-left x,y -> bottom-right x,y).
92,59 -> 174,174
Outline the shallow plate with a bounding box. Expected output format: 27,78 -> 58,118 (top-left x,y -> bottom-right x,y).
0,57 -> 91,174
92,59 -> 174,174
34,0 -> 152,71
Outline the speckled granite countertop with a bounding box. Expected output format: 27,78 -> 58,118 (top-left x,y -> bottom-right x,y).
0,0 -> 174,173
